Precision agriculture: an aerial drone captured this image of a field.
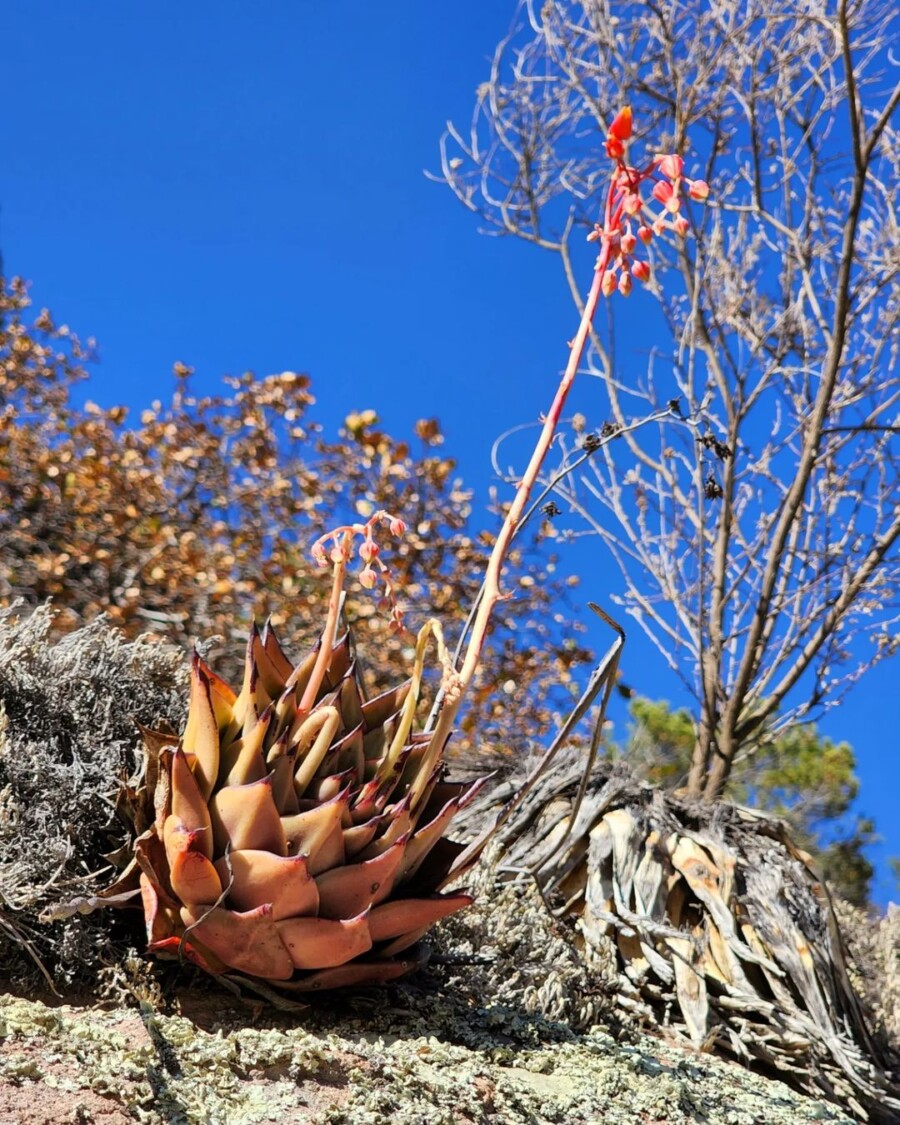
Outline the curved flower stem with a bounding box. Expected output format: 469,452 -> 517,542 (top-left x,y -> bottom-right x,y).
424,400 -> 684,731
295,533 -> 350,713
412,235 -> 614,800
304,114 -> 701,808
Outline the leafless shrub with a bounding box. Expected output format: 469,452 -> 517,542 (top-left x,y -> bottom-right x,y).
438,0 -> 900,798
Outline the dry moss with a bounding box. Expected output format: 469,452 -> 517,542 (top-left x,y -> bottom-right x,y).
832,899 -> 900,1052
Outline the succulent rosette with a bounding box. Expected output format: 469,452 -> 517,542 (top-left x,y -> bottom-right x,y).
128,619 -> 484,992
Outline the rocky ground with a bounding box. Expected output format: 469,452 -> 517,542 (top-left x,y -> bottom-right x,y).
0,985 -> 856,1125
0,610 -> 891,1124
1,857 -> 880,1125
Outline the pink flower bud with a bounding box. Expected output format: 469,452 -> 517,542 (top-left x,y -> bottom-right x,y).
359,539 -> 379,563
632,259 -> 651,282
388,517 -> 407,537
601,269 -> 617,297
359,567 -> 378,590
622,192 -> 642,216
330,546 -> 345,564
655,153 -> 684,180
621,230 -> 637,255
311,542 -> 329,569
618,271 -> 633,297
674,215 -> 690,236
688,178 -> 709,201
637,225 -> 653,245
652,180 -> 680,213
652,216 -> 666,236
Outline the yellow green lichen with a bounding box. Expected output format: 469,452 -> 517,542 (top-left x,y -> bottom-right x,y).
0,993 -> 854,1125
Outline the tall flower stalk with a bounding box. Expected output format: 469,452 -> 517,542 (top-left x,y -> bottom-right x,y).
302,111 -> 707,889
417,109 -> 706,777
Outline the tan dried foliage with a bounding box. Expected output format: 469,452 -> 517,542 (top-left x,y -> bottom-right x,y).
0,277 -> 592,754
833,899 -> 900,1051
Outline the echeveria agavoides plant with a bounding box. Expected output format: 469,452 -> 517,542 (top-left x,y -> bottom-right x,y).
113,111 -> 706,990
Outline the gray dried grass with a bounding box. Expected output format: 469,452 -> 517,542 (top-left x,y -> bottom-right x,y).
0,603 -> 185,987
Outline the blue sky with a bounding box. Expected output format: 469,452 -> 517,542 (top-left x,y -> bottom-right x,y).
1,2 -> 897,903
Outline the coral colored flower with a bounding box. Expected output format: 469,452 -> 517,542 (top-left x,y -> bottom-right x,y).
605,135 -> 624,159
652,181 -> 680,213
655,153 -> 684,180
688,178 -> 709,201
359,566 -> 378,590
359,539 -> 379,563
389,517 -> 407,537
609,106 -> 633,141
605,106 -> 632,159
311,542 -> 328,568
632,260 -> 651,282
595,107 -> 708,299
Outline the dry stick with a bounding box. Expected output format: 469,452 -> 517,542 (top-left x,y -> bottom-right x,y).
0,912 -> 60,996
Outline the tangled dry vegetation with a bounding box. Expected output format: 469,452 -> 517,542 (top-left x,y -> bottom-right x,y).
0,606 -> 897,1124
0,604 -> 186,988
456,757 -> 900,1120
